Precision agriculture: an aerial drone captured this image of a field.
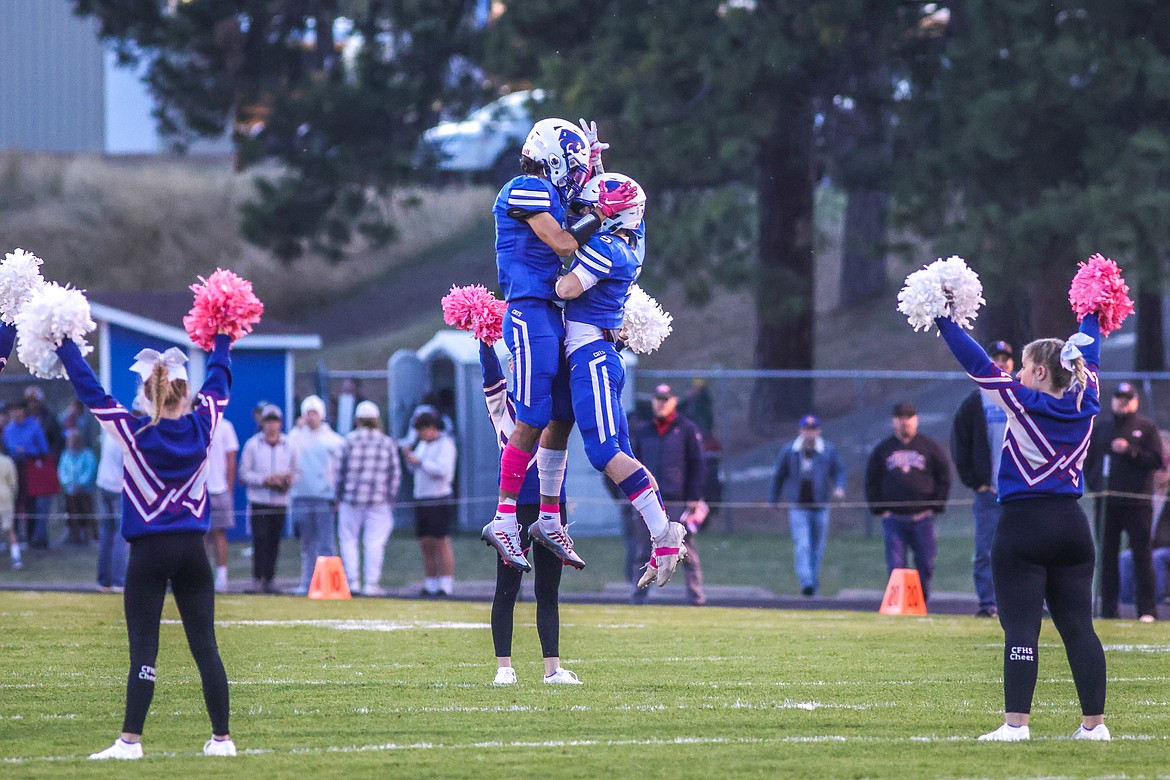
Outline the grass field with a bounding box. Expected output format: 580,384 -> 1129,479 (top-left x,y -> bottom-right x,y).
1,592 -> 1167,778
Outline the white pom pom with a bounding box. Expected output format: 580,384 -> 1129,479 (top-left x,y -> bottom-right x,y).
620,284 -> 673,354
14,283 -> 96,379
0,248 -> 46,324
897,254 -> 985,332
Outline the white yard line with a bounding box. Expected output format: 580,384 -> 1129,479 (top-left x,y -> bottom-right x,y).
6,733 -> 1166,765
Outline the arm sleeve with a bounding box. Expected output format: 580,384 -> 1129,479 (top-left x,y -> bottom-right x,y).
1078,313 -> 1101,368
1129,419 -> 1165,471
572,240 -> 617,282
830,445 -> 848,492
950,398 -> 977,489
864,446 -> 884,514
770,450 -> 789,504
931,441 -> 952,512
683,425 -> 705,502
387,439 -> 402,501
238,438 -> 263,488
335,440 -> 349,502
0,322 -> 15,370
419,438 -> 456,481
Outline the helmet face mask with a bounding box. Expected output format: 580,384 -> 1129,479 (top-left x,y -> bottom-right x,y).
577,173 -> 647,233
522,118 -> 590,200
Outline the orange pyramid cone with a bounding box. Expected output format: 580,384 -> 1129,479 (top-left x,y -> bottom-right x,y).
879,568 -> 927,615
308,556 -> 352,600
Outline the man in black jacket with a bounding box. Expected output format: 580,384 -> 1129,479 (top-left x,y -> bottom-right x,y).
630,384 -> 707,605
1086,382 -> 1163,621
865,402 -> 951,603
951,340 -> 1014,618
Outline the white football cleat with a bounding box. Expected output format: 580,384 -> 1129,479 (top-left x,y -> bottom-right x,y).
648,522 -> 687,587
203,737 -> 237,756
493,667 -> 517,686
543,667 -> 582,685
978,723 -> 1030,742
89,739 -> 143,760
1073,724 -> 1111,741
481,521 -> 532,572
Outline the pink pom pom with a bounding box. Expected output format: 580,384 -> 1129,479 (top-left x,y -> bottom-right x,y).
441,284 -> 506,345
184,269 -> 265,350
1068,254 -> 1134,337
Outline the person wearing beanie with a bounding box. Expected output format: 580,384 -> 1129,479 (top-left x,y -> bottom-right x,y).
336,401 -> 400,596
288,395 -> 344,595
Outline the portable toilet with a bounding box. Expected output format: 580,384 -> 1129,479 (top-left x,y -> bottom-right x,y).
388,329 -> 636,535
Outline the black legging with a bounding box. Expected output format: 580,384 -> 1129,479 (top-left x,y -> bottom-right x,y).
123,531 -> 230,736
250,504 -> 286,583
994,496 -> 1106,715
491,503 -> 564,658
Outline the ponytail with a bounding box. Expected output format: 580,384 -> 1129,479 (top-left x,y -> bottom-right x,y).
140,364 -> 189,428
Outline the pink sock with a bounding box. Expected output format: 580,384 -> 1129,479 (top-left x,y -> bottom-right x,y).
499,443 -> 532,495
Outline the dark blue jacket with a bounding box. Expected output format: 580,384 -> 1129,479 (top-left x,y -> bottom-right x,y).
631,413 -> 705,502
771,436 -> 847,508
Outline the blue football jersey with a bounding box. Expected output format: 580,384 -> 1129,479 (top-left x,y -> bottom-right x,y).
494,175 -> 568,303
564,230 -> 643,329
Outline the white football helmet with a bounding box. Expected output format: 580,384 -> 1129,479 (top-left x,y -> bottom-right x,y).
522,118 -> 591,200
578,173 -> 647,232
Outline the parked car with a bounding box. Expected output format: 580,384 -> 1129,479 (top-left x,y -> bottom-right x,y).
418,89 -> 544,185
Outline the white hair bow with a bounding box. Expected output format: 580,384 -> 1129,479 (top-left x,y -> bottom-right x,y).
1060,332 -> 1095,371
130,347 -> 189,382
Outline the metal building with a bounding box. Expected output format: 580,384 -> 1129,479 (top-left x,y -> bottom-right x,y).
0,0 -> 106,152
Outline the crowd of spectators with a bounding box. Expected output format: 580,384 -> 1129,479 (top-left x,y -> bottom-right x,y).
8,367 -> 1170,619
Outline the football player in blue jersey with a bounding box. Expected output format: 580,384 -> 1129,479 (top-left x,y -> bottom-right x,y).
483,118 -> 639,573
555,173 -> 688,588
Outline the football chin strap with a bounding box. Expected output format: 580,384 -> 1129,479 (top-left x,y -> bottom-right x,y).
567,212 -> 602,246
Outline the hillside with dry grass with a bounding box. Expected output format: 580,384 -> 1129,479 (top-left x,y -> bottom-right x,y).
0,153 -> 943,378
0,152 -> 493,318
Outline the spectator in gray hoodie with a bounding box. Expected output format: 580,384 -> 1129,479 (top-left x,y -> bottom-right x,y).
289,395 -> 344,595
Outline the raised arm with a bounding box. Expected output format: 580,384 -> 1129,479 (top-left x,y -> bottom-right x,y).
0,322 -> 15,371
199,334 -> 233,401
936,318 -> 1004,379
1078,313 -> 1101,369
57,338 -> 123,411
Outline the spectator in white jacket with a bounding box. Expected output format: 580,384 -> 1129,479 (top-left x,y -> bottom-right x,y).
288,395 -> 344,595
404,412 -> 457,597
239,404 -> 296,593
336,401 -> 400,596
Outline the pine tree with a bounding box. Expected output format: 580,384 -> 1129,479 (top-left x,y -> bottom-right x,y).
74,0 -> 484,260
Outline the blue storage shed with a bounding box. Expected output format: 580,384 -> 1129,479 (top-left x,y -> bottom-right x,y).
88,292 -> 321,539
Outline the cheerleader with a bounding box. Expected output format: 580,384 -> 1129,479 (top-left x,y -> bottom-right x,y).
934,302 -> 1109,741
54,332 -> 238,759
480,340 -> 579,685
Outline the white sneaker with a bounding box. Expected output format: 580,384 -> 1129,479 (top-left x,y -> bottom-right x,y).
1138,614 -> 1156,623
978,723 -> 1030,741
361,584 -> 386,597
214,573 -> 228,593
543,667 -> 582,685
493,667 -> 517,686
1073,724 -> 1111,741
89,739 -> 143,760
203,737 -> 238,756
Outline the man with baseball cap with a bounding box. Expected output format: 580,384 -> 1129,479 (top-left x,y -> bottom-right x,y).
629,384 -> 708,604
865,401 -> 952,603
951,339 -> 1014,617
770,413 -> 846,597
1087,382 -> 1163,621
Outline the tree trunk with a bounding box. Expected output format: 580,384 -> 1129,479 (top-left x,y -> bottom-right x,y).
838,188 -> 889,307
749,94 -> 815,429
1135,289 -> 1164,371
